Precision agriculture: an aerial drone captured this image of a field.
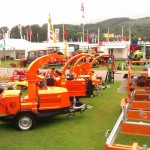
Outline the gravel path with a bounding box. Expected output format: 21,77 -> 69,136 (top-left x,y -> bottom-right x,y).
0,67 -> 128,81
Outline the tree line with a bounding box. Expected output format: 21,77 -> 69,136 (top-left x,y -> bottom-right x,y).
0,17 -> 150,42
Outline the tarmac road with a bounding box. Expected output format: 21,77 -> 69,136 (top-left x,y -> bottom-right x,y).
0,67 -> 127,81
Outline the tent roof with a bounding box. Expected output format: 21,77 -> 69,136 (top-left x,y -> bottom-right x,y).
101,41 -> 128,49
0,39 -> 53,50
0,39 -> 31,50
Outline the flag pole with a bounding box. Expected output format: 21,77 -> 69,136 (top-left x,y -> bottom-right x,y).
128,26 -> 131,56
47,18 -> 49,42
81,1 -> 85,43
86,30 -> 88,43
122,26 -> 124,41
63,24 -> 64,42
108,27 -> 109,42
98,27 -> 100,43
83,24 -> 84,42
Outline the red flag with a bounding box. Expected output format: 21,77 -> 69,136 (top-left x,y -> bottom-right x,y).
63,24 -> 67,37
29,26 -> 32,37
87,34 -> 90,43
26,29 -> 29,41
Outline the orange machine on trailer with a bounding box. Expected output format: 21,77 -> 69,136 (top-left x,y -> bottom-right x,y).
0,54 -> 91,131
44,53 -> 95,97
70,54 -> 103,93
60,53 -> 96,97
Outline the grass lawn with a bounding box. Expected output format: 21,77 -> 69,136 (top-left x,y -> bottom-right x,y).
0,59 -> 127,71
0,59 -> 145,72
0,60 -> 20,68
0,81 -> 149,150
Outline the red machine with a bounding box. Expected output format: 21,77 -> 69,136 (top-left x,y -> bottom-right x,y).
0,54 -> 92,131
105,60 -> 150,149
19,47 -> 65,67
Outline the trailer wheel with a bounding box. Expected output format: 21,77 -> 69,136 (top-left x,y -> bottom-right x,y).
14,113 -> 36,131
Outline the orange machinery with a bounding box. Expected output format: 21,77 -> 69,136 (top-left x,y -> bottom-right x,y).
60,53 -> 95,97
19,50 -> 65,67
0,54 -> 92,131
50,53 -> 110,96
105,60 -> 150,149
119,60 -> 150,121
105,104 -> 150,150
45,53 -> 96,97
70,54 -> 103,95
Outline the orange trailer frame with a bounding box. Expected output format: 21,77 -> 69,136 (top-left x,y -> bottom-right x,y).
105,60 -> 150,149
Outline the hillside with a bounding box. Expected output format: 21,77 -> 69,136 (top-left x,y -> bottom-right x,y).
55,17 -> 150,40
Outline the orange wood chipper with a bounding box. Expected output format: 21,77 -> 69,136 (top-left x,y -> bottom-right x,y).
0,54 -> 92,131
42,53 -> 97,97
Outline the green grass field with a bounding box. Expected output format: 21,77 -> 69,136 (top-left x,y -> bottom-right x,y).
0,59 -> 145,72
0,82 -> 149,150
0,59 -> 126,71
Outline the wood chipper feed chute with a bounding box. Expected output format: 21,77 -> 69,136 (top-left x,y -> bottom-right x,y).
70,55 -> 94,75
61,53 -> 92,77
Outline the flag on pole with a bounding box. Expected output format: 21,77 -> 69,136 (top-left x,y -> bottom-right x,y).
26,29 -> 29,41
129,26 -> 131,41
86,30 -> 90,43
29,25 -> 32,42
81,1 -> 85,24
18,24 -> 22,39
29,26 -> 32,37
63,24 -> 67,41
107,27 -> 109,41
48,14 -> 55,43
63,24 -> 67,37
81,1 -> 85,42
122,26 -> 124,41
55,29 -> 60,42
98,27 -> 100,43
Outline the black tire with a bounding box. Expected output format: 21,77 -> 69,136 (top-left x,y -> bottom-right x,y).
14,113 -> 36,131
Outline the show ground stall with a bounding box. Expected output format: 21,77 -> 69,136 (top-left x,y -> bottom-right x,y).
99,41 -> 130,60
0,39 -> 30,60
0,49 -> 25,60
0,39 -> 53,60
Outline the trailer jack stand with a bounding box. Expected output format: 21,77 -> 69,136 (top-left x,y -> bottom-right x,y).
68,112 -> 75,119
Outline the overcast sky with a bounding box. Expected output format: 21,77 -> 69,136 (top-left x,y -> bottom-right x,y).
0,0 -> 149,29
